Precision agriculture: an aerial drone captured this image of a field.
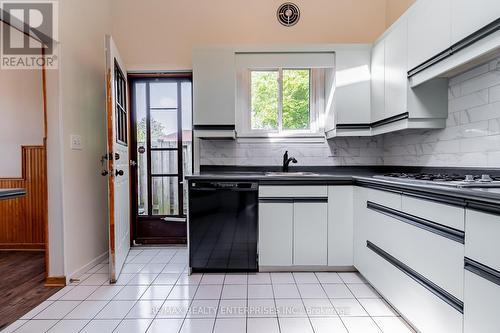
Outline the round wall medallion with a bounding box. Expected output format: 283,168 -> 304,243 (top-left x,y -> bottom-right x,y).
277,2 -> 300,27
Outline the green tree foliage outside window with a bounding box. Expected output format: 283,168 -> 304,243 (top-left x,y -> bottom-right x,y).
283,69 -> 310,130
250,69 -> 310,131
251,71 -> 278,130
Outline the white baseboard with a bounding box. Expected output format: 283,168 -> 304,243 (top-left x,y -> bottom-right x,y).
68,251 -> 108,283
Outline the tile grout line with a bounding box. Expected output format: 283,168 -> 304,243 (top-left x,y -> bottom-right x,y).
313,272 -> 350,333
268,273 -> 281,333
293,272 -> 321,333
141,248 -> 190,333
113,248 -> 168,333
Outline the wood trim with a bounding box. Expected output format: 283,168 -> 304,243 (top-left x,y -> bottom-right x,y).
106,67 -> 116,278
0,243 -> 45,250
0,146 -> 47,250
41,48 -> 49,277
44,276 -> 66,287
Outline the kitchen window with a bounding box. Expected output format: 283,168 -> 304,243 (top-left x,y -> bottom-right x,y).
238,67 -> 324,137
251,68 -> 311,131
234,51 -> 335,139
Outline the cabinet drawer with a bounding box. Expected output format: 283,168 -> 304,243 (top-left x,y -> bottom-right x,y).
259,185 -> 327,198
366,202 -> 464,300
464,259 -> 500,333
364,187 -> 401,210
465,209 -> 500,272
358,241 -> 463,333
402,195 -> 465,231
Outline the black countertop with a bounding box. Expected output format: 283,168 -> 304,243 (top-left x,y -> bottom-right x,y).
186,167 -> 500,208
0,188 -> 26,200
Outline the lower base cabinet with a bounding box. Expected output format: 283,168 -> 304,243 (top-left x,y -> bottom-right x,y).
464,268 -> 500,333
358,241 -> 463,333
259,201 -> 293,266
258,185 -> 328,268
293,202 -> 327,266
354,187 -> 463,333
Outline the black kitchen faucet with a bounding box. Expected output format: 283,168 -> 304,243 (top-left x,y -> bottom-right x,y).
282,151 -> 297,172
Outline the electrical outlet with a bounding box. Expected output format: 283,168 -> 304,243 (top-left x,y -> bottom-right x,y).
70,135 -> 83,150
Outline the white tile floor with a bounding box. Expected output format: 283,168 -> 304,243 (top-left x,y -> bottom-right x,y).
2,247 -> 415,333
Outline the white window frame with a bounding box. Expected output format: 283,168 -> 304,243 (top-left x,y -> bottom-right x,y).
236,67 -> 325,139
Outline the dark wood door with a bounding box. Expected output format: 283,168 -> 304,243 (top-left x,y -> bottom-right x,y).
129,74 -> 192,244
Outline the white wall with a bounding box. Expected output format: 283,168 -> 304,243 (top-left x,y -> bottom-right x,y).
0,22 -> 44,177
46,0 -> 111,278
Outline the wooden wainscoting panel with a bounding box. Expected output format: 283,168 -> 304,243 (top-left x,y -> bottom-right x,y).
0,146 -> 47,250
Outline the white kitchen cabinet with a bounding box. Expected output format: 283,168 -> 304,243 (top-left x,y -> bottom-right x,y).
328,186 -> 353,266
259,185 -> 327,198
192,47 -> 235,126
402,195 -> 465,231
464,267 -> 500,333
407,0 -> 452,70
259,201 -> 293,266
258,185 -> 328,268
384,18 -> 408,121
354,186 -> 463,333
465,209 -> 500,272
294,202 -> 328,266
330,45 -> 372,131
370,40 -> 385,123
451,0 -> 500,44
365,13 -> 447,135
359,240 -> 463,333
366,201 -> 464,299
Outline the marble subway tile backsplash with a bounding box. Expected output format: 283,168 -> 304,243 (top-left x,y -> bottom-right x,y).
384,56 -> 500,167
200,57 -> 500,168
199,137 -> 384,166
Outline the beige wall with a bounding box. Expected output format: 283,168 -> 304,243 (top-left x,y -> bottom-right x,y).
385,0 -> 415,27
111,0 -> 393,70
51,0 -> 111,278
0,23 -> 44,177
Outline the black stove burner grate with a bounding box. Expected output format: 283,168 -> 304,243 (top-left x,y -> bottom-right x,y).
382,173 -> 468,182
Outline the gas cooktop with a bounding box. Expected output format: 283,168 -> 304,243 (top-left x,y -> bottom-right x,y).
373,173 -> 500,188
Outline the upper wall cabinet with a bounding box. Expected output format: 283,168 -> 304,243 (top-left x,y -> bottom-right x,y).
370,40 -> 385,124
451,0 -> 500,44
192,48 -> 235,127
384,19 -> 408,123
368,16 -> 448,136
407,0 -> 452,71
325,45 -> 372,137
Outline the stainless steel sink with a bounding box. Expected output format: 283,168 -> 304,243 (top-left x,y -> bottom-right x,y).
265,172 -> 319,176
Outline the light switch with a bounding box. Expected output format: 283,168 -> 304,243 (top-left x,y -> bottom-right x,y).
70,135 -> 83,150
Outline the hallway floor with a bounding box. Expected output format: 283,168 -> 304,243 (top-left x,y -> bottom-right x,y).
2,247 -> 414,333
0,251 -> 61,331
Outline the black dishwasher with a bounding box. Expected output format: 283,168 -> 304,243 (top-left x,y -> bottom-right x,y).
188,181 -> 258,272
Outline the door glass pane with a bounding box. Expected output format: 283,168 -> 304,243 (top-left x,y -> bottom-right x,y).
134,82 -> 148,216
152,176 -> 179,216
181,81 -> 193,215
150,109 -> 178,148
282,69 -> 310,130
151,150 -> 178,174
150,82 -> 177,108
250,71 -> 278,130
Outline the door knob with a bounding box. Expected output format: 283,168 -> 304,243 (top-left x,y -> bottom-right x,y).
101,170 -> 109,176
115,169 -> 124,176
